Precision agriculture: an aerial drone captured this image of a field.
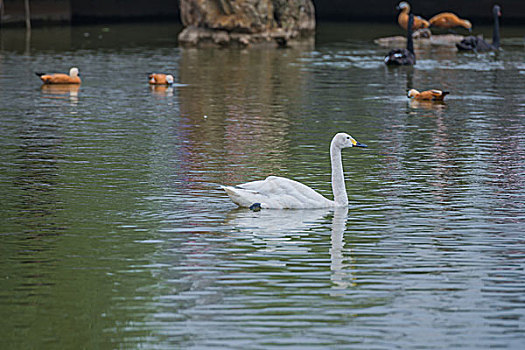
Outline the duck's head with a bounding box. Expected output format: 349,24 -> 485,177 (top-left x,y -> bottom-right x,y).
396,2 -> 410,11
407,89 -> 419,98
333,132 -> 367,149
69,67 -> 79,77
166,75 -> 174,85
493,5 -> 501,17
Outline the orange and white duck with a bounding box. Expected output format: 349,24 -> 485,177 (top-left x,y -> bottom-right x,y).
408,89 -> 449,101
148,73 -> 174,85
35,67 -> 81,84
429,12 -> 472,31
397,2 -> 430,31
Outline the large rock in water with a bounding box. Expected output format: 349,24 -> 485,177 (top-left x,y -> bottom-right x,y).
178,0 -> 316,47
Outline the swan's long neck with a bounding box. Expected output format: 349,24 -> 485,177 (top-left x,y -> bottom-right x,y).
407,13 -> 414,55
330,142 -> 348,207
492,11 -> 500,48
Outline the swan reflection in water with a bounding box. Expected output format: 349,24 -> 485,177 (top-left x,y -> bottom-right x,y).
329,207 -> 356,292
40,84 -> 80,105
225,206 -> 354,290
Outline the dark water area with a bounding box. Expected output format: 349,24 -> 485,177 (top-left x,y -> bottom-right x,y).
0,22 -> 524,349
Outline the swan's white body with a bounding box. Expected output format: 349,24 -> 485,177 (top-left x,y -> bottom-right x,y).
221,133 -> 366,209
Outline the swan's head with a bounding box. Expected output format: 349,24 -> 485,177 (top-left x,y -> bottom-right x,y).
396,2 -> 410,11
166,75 -> 174,85
407,89 -> 419,98
333,132 -> 367,149
69,67 -> 79,77
493,5 -> 501,17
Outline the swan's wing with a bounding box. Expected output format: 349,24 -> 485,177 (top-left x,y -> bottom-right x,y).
222,176 -> 333,209
220,179 -> 274,207
456,36 -> 479,50
252,176 -> 328,200
221,185 -> 266,208
385,49 -> 415,65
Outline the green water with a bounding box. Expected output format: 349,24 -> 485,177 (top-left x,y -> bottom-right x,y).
0,22 -> 524,349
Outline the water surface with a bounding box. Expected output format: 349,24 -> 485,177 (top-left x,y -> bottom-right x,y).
1,22 -> 524,349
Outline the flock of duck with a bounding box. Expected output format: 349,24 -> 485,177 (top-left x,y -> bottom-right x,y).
33,2 -> 504,210
36,69 -> 174,86
384,2 -> 502,102
37,2 -> 502,101
385,2 -> 502,68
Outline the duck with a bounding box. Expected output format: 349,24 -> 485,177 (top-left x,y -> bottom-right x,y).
148,73 -> 174,85
221,132 -> 367,209
35,67 -> 81,84
397,2 -> 430,31
385,13 -> 416,66
456,5 -> 501,51
408,89 -> 449,101
429,12 -> 472,32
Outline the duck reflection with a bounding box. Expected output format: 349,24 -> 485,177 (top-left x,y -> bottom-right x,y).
226,206 -> 354,290
40,84 -> 80,105
409,99 -> 447,112
149,84 -> 174,97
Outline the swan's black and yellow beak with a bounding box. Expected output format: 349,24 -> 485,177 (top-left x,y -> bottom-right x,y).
351,139 -> 367,148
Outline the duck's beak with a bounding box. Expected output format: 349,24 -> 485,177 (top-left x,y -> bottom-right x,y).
355,141 -> 367,148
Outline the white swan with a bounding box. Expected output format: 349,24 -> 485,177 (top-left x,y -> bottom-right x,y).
221,132 -> 367,209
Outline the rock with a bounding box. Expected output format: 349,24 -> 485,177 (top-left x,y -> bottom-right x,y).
374,34 -> 465,48
178,0 -> 316,47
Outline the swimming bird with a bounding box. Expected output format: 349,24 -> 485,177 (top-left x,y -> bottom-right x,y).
385,13 -> 416,66
456,5 -> 501,51
408,89 -> 449,101
429,12 -> 472,32
221,133 -> 367,209
35,67 -> 81,84
397,2 -> 430,31
148,73 -> 174,85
